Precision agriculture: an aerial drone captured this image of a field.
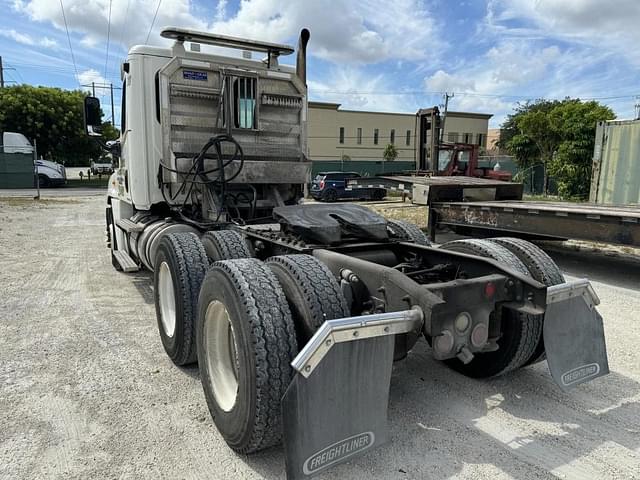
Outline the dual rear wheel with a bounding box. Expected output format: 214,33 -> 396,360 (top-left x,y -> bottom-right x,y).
153,228 -> 563,453
439,237 -> 564,376
197,254 -> 348,453
153,231 -> 347,453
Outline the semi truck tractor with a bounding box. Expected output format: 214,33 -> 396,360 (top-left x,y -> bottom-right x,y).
83,27 -> 609,479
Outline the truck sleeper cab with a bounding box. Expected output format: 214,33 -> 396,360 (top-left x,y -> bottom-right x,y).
83,27 -> 610,480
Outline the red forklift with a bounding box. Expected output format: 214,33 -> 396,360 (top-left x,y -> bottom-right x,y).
417,106 -> 512,181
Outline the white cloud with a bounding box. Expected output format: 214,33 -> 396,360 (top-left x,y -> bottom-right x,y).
425,70 -> 475,93
210,0 -> 443,64
14,0 -> 207,51
40,37 -> 59,48
0,28 -> 58,48
423,40 -> 568,124
77,68 -> 109,91
309,67 -> 416,113
215,0 -> 227,22
13,0 -> 443,66
488,0 -> 640,65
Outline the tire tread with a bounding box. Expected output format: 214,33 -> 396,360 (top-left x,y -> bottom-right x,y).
267,254 -> 349,338
202,230 -> 252,262
158,232 -> 208,365
209,259 -> 297,453
488,237 -> 564,364
387,219 -> 431,246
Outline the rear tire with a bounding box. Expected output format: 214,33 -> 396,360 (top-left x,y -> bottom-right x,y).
266,254 -> 349,345
387,219 -> 430,246
154,232 -> 208,366
439,239 -> 543,377
201,230 -> 252,263
372,189 -> 386,201
322,189 -> 338,202
488,237 -> 564,365
197,259 -> 297,453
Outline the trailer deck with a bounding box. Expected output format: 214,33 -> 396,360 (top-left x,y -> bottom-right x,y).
432,200 -> 640,247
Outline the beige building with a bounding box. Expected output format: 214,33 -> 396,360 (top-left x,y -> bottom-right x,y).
308,101 -> 492,163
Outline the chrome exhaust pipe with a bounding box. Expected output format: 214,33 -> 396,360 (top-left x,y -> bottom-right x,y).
296,28 -> 310,86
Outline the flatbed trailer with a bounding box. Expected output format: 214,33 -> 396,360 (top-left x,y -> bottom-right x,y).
434,200 -> 640,247
348,175 -> 640,247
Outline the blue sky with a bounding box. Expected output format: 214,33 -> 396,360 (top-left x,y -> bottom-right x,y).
2,0 -> 639,128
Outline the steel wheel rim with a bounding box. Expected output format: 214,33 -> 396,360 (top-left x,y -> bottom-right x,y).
158,261 -> 177,338
204,300 -> 239,412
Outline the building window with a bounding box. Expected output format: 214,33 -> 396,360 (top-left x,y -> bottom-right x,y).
390,129 -> 395,144
357,128 -> 362,145
463,132 -> 473,144
406,130 -> 411,146
373,129 -> 379,145
339,127 -> 344,144
448,132 -> 459,143
477,133 -> 485,147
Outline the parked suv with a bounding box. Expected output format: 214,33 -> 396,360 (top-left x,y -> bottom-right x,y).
310,171 -> 386,202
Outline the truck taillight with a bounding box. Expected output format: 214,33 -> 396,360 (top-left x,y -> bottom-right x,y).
319,180 -> 325,189
484,281 -> 496,299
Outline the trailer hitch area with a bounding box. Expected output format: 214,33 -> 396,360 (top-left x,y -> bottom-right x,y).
543,279 -> 609,390
281,307 -> 424,480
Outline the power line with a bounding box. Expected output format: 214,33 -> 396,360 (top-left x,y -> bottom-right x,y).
309,89 -> 640,101
5,62 -> 25,83
59,0 -> 80,86
81,82 -> 122,90
146,0 -> 162,44
104,0 -> 113,83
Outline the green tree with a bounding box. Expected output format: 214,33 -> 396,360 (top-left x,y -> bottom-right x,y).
502,98 -> 614,197
383,143 -> 398,162
0,85 -> 118,166
497,99 -> 560,167
548,100 -> 614,198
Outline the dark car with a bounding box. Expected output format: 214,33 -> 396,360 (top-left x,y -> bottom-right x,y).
310,171 -> 386,202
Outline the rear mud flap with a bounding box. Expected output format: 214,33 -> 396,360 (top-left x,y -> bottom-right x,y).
282,336 -> 393,479
281,308 -> 423,480
543,279 -> 609,390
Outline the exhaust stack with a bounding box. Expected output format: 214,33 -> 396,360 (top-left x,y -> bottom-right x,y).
296,29 -> 310,86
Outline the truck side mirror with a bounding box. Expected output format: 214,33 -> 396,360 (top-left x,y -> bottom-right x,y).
84,96 -> 103,137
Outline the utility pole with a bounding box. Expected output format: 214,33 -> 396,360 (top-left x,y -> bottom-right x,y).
92,82 -> 96,97
0,56 -> 4,88
440,92 -> 454,142
110,83 -> 115,127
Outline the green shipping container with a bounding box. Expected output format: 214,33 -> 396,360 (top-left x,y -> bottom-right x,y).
0,151 -> 35,188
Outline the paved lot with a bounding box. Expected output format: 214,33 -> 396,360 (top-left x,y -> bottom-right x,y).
0,187 -> 106,198
0,196 -> 639,480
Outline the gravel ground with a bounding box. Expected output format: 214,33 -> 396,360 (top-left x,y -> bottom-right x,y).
0,196 -> 639,480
